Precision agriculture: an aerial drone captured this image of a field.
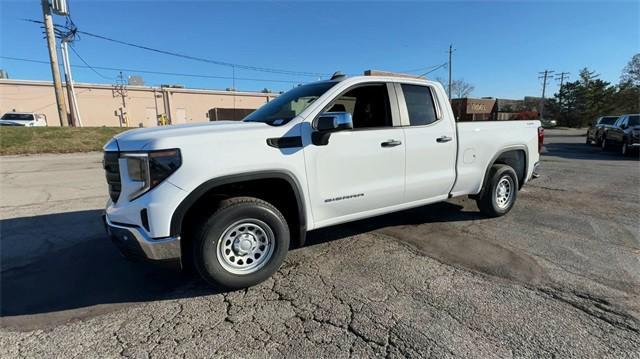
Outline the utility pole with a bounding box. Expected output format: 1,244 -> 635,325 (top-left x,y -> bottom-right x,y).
538,69 -> 555,119
60,41 -> 82,127
448,44 -> 454,99
555,72 -> 570,108
41,0 -> 68,126
112,72 -> 128,127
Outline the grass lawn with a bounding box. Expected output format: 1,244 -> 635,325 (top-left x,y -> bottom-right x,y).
0,127 -> 131,155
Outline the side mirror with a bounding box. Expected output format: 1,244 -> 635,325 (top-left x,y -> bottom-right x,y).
316,112 -> 353,132
312,112 -> 353,146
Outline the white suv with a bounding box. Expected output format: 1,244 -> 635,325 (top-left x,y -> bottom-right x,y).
0,112 -> 47,126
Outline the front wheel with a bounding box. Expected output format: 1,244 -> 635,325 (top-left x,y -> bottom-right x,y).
601,137 -> 608,151
193,197 -> 290,289
476,164 -> 518,217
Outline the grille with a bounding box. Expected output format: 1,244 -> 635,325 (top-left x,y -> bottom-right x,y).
103,152 -> 121,203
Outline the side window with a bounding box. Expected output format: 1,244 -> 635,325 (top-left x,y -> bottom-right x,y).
618,117 -> 627,127
326,84 -> 392,129
401,84 -> 438,126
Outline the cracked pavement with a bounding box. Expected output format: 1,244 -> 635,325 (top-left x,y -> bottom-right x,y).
1,130 -> 639,358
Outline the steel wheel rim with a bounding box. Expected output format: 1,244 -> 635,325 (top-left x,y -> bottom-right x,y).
495,176 -> 513,209
217,219 -> 275,275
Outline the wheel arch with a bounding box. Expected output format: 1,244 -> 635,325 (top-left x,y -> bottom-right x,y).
479,146 -> 528,192
170,170 -> 307,248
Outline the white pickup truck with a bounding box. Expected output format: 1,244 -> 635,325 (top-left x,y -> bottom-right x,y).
103,71 -> 542,288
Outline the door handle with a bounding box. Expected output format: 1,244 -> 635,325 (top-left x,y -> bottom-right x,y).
381,139 -> 402,147
436,136 -> 452,143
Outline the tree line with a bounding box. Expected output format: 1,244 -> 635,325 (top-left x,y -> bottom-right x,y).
546,54 -> 640,127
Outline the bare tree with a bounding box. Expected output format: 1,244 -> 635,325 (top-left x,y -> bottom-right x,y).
451,79 -> 475,98
435,77 -> 475,98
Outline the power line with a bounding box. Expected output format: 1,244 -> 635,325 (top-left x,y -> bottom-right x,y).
398,63 -> 448,74
0,56 -> 306,84
68,44 -> 113,80
22,18 -> 329,78
419,63 -> 448,77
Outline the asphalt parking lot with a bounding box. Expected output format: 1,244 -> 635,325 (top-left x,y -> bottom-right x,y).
1,129 -> 639,358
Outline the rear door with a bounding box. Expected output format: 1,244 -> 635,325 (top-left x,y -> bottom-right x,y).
396,83 -> 457,204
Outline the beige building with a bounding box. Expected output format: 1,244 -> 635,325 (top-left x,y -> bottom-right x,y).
0,79 -> 278,127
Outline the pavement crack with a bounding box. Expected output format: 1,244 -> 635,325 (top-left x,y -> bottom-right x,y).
539,287 -> 640,335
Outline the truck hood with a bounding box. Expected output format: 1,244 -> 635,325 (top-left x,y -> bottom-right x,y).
110,121 -> 272,151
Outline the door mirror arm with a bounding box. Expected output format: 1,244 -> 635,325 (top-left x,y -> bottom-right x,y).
312,112 -> 353,146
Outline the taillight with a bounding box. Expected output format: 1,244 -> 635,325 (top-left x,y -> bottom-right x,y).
538,126 -> 544,153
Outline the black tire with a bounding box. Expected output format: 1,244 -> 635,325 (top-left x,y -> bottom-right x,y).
601,137 -> 608,151
585,136 -> 591,145
193,196 -> 290,289
476,164 -> 519,217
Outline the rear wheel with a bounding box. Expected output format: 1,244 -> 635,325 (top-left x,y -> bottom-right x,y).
193,197 -> 290,289
476,164 -> 518,217
622,142 -> 629,156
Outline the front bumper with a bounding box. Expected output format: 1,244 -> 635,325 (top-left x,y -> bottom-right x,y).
104,215 -> 181,261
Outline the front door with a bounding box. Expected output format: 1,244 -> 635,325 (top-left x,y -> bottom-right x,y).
303,83 -> 405,227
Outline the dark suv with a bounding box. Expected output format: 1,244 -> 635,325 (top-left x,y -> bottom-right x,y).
601,114 -> 640,156
586,116 -> 618,145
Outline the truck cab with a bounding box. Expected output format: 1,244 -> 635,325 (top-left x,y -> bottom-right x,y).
103,71 -> 541,289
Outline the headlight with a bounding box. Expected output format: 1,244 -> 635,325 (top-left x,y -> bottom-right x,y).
122,149 -> 181,200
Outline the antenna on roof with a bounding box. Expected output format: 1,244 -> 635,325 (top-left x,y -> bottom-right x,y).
330,71 -> 347,80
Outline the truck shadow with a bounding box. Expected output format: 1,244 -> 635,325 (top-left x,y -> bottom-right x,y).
304,201 -> 482,247
0,202 -> 480,323
0,210 -> 214,324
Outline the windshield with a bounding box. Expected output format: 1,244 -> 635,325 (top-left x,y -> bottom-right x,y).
1,113 -> 34,121
628,115 -> 639,126
244,82 -> 337,125
600,116 -> 617,125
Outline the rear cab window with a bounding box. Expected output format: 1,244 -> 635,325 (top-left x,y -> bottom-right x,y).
400,84 -> 438,126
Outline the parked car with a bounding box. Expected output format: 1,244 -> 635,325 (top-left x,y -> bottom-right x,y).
540,118 -> 557,128
601,114 -> 640,156
102,71 -> 542,289
0,112 -> 48,127
586,116 -> 618,145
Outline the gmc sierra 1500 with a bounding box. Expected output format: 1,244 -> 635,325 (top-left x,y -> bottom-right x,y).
103,71 -> 542,288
